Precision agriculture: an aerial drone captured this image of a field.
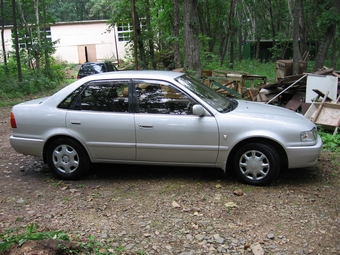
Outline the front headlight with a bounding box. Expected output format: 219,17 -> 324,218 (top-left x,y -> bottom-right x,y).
300,127 -> 317,142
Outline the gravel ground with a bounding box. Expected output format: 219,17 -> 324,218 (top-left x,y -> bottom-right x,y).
0,105 -> 339,255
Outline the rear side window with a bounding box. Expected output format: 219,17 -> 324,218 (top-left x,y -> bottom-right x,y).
77,81 -> 129,112
58,85 -> 85,109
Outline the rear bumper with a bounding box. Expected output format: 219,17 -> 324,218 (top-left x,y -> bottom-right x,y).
10,136 -> 44,158
286,135 -> 322,168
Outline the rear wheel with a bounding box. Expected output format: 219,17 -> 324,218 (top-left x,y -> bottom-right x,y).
46,138 -> 90,180
233,143 -> 280,186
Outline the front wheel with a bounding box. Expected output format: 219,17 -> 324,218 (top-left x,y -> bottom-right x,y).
233,143 -> 280,186
46,138 -> 90,180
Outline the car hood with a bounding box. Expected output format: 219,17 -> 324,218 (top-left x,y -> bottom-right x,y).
230,100 -> 313,127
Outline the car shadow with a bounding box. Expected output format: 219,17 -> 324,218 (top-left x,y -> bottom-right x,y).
86,163 -> 232,183
17,158 -> 327,187
87,163 -> 325,187
273,166 -> 326,186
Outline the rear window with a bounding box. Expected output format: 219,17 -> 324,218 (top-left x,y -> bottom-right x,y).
80,63 -> 104,75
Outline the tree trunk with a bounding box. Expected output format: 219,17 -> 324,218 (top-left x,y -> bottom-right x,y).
34,0 -> 41,73
298,0 -> 307,59
173,0 -> 181,69
229,38 -> 234,69
268,0 -> 276,58
42,0 -> 49,75
255,1 -> 264,60
238,27 -> 242,61
229,4 -> 236,69
313,24 -> 336,71
17,0 -> 35,69
183,0 -> 201,79
313,0 -> 340,71
292,0 -> 301,75
146,0 -> 156,69
220,0 -> 235,66
255,27 -> 262,60
135,12 -> 147,69
12,0 -> 22,82
1,0 -> 8,73
131,0 -> 138,69
331,36 -> 336,69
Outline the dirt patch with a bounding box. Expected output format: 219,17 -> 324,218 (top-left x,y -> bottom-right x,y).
0,106 -> 339,254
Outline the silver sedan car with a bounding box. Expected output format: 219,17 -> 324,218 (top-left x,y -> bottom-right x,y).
10,70 -> 322,185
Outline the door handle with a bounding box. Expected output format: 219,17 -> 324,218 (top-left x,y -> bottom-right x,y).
70,120 -> 81,125
139,124 -> 153,129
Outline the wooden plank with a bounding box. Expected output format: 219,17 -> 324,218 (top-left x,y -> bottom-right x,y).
284,91 -> 305,111
315,67 -> 333,75
311,91 -> 329,122
333,118 -> 340,135
332,71 -> 340,79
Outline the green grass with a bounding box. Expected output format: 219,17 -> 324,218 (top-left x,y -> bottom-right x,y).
0,223 -> 69,252
233,60 -> 276,82
0,224 -> 146,254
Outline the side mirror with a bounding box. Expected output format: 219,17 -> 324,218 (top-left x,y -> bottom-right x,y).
193,104 -> 206,116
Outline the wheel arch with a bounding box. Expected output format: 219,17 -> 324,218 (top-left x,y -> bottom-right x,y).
43,135 -> 90,164
226,137 -> 288,171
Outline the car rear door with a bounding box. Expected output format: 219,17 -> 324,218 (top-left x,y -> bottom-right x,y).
132,79 -> 219,164
66,80 -> 136,161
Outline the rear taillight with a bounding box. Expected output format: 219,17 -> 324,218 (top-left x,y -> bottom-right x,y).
10,112 -> 17,128
77,75 -> 81,79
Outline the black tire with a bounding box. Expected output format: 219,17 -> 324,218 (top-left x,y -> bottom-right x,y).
233,143 -> 280,186
46,138 -> 90,180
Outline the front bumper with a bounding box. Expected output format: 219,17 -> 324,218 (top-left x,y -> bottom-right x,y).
286,135 -> 322,169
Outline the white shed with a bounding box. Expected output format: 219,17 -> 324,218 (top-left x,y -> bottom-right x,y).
0,20 -> 130,65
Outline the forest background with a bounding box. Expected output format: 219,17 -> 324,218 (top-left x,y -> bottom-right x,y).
0,0 -> 340,97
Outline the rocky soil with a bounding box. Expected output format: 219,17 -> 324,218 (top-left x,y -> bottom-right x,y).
0,105 -> 339,255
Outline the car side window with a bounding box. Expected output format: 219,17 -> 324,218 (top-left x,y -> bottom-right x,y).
135,80 -> 195,115
79,81 -> 129,112
58,85 -> 86,109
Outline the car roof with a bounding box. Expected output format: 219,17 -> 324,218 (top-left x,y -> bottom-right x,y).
81,70 -> 184,81
80,62 -> 106,66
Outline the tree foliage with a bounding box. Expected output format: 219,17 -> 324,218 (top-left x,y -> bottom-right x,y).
1,0 -> 340,77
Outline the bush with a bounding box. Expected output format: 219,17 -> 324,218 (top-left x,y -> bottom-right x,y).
0,58 -> 66,101
319,130 -> 340,152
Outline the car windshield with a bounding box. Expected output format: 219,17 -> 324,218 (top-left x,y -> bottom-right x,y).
176,75 -> 234,113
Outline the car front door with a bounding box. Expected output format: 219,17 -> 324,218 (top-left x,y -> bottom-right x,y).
66,80 -> 136,161
133,79 -> 219,164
